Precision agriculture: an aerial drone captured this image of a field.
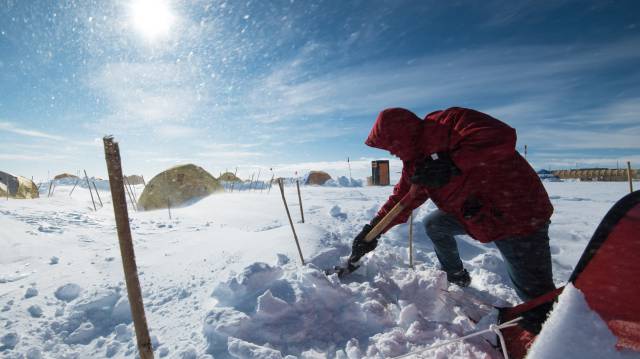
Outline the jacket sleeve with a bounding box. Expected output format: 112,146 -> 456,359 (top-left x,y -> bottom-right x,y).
448,109 -> 517,172
376,161 -> 430,232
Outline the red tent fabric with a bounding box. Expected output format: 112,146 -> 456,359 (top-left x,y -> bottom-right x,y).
499,190 -> 640,357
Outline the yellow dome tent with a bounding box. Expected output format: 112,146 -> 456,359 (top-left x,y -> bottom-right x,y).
138,164 -> 221,210
0,171 -> 39,199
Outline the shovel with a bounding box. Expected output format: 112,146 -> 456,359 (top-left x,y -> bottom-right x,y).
326,185 -> 419,278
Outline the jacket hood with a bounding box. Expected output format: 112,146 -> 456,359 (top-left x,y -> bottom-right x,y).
365,108 -> 423,161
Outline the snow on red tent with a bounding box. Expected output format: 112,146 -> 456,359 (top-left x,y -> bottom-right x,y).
498,190 -> 640,358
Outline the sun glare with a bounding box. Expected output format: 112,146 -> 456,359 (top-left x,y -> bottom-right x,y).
129,0 -> 175,41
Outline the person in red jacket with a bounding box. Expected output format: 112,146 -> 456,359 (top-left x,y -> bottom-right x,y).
350,107 -> 555,302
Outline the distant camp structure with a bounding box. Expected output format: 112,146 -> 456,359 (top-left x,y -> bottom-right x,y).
370,160 -> 390,186
0,171 -> 39,199
125,175 -> 145,185
138,164 -> 221,210
218,172 -> 241,182
305,171 -> 332,185
553,168 -> 638,182
537,169 -> 561,182
54,173 -> 79,180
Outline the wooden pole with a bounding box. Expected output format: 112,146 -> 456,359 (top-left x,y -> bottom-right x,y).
277,178 -> 305,265
84,170 -> 97,211
296,179 -> 305,223
69,178 -> 80,197
103,136 -> 154,359
47,180 -> 53,198
409,211 -> 414,269
627,161 -> 634,193
92,182 -> 103,207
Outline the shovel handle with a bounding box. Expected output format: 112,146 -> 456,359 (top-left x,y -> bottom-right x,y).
364,185 -> 418,242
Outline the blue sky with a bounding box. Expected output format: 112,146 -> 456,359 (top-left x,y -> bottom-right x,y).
1,0 -> 639,181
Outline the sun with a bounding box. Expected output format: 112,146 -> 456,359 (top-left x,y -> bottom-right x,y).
129,0 -> 175,41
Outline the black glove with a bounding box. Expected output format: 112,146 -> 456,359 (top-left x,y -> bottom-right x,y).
348,219 -> 382,264
410,152 -> 461,188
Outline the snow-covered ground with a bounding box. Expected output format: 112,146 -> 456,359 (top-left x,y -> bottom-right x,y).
0,181 -> 633,358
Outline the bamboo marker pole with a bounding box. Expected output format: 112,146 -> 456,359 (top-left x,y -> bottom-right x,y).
278,178 -> 305,265
248,173 -> 255,191
296,179 -> 305,223
627,161 -> 634,193
409,211 -> 414,269
125,177 -> 138,211
267,174 -> 274,194
253,169 -> 261,192
230,167 -> 238,193
124,179 -> 137,212
69,178 -> 80,196
167,199 -> 172,220
92,182 -> 103,207
103,136 -> 154,359
84,170 -> 97,211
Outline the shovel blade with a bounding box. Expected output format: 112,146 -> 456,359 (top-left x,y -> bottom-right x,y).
324,262 -> 359,278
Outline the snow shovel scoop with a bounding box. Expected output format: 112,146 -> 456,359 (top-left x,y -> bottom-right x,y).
326,185 -> 419,278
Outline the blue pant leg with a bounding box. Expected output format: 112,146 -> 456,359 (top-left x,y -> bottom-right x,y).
494,224 -> 556,301
424,209 -> 468,273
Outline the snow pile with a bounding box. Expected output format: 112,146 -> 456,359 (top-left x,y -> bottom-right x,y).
204,260 -> 491,358
324,176 -> 364,188
51,287 -> 132,346
528,284 -> 638,359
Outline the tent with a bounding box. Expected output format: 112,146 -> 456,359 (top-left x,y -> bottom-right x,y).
138,164 -> 221,210
54,173 -> 79,180
498,190 -> 640,358
0,171 -> 39,199
305,171 -> 332,185
125,175 -> 145,185
218,172 -> 241,182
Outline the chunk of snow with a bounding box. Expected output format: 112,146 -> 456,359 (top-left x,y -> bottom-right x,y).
54,283 -> 82,302
27,305 -> 43,318
528,284 -> 637,358
24,287 -> 38,299
228,337 -> 284,359
0,332 -> 19,350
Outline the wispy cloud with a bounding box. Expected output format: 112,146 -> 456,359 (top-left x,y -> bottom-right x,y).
0,121 -> 65,141
240,37 -> 640,124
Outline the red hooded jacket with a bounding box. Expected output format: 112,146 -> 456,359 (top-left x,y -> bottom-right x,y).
366,107 -> 553,243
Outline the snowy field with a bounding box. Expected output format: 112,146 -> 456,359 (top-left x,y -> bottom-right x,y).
0,181 -> 633,358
